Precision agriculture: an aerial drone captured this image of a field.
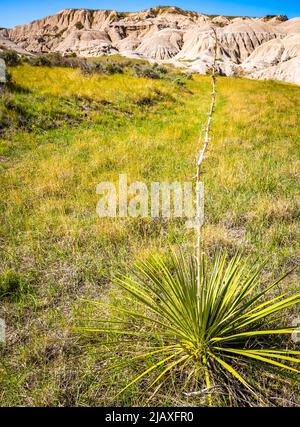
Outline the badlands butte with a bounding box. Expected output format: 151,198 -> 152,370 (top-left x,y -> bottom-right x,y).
1,6 -> 300,84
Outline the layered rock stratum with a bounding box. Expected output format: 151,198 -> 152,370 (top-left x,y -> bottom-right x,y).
0,33 -> 30,55
1,6 -> 300,85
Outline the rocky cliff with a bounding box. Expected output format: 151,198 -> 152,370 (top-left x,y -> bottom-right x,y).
1,6 -> 300,85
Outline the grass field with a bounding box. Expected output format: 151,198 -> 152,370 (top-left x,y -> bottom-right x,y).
0,64 -> 299,406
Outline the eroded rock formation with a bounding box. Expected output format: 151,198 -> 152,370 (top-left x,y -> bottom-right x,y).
1,6 -> 300,84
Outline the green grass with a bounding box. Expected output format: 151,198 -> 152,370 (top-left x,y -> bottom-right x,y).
0,64 -> 299,406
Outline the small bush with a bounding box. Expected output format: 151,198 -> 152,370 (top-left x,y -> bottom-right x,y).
153,64 -> 168,75
75,22 -> 84,30
0,50 -> 21,66
104,62 -> 124,75
79,60 -> 94,75
29,55 -> 52,67
134,64 -> 161,79
132,63 -> 188,84
80,61 -> 125,76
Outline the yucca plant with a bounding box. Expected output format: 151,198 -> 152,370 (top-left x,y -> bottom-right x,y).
82,251 -> 299,405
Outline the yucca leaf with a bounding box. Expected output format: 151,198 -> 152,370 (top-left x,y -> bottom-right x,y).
211,328 -> 296,343
115,349 -> 185,398
208,351 -> 254,393
216,348 -> 300,373
149,353 -> 192,389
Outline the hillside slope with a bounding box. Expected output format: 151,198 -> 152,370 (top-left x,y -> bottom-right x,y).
0,64 -> 299,406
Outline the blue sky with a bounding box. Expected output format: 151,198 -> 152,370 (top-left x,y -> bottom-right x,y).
1,1 -> 300,28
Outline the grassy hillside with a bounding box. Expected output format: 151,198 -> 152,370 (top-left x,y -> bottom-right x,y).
0,64 -> 299,406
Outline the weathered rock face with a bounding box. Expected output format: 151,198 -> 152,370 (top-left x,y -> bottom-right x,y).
0,7 -> 208,56
0,9 -> 120,54
279,18 -> 300,33
0,34 -> 30,54
250,55 -> 300,85
212,16 -> 230,27
243,34 -> 300,72
0,58 -> 6,83
55,29 -> 118,57
1,6 -> 300,85
241,32 -> 300,85
175,21 -> 284,64
136,28 -> 184,60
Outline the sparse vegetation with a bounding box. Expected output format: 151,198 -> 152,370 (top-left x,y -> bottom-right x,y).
150,5 -> 199,18
0,49 -> 21,66
0,63 -> 299,406
263,15 -> 288,22
10,52 -> 191,85
26,52 -> 80,68
75,21 -> 84,30
80,57 -> 191,84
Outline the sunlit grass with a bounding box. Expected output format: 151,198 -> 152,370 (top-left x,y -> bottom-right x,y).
0,65 -> 299,406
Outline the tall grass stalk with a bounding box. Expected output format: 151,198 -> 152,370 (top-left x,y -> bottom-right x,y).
194,29 -> 218,404
195,29 -> 218,302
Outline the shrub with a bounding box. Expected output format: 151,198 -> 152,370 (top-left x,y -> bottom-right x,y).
79,60 -> 94,75
75,22 -> 84,30
132,63 -> 189,84
0,50 -> 20,66
103,62 -> 124,75
82,251 -> 300,405
44,52 -> 66,66
29,55 -> 52,67
80,61 -> 125,76
134,64 -> 161,79
153,64 -> 168,75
